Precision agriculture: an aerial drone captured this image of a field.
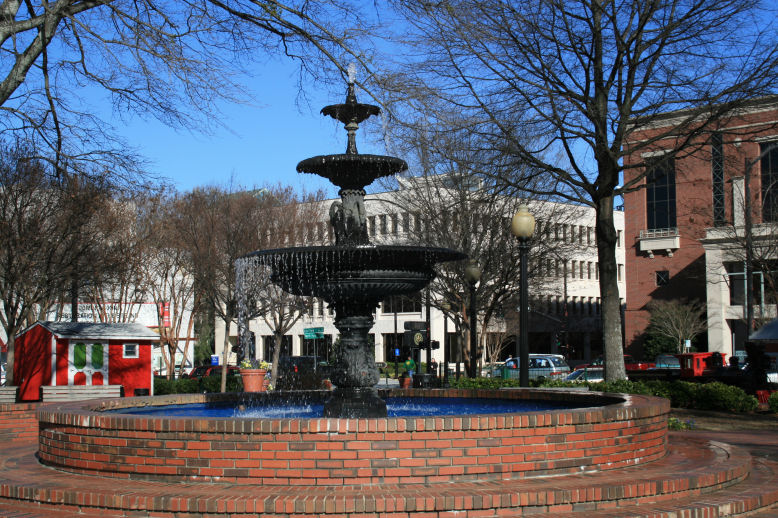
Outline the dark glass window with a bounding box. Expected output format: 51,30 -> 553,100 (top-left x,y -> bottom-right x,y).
655,270 -> 670,287
382,292 -> 423,313
646,158 -> 676,230
761,143 -> 778,222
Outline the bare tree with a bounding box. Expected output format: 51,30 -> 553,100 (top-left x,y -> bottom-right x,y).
380,0 -> 778,380
645,299 -> 707,354
0,1 -> 377,187
383,168 -> 578,376
0,140 -> 122,384
237,186 -> 326,385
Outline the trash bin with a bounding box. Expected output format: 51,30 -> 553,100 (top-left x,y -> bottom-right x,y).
134,388 -> 150,397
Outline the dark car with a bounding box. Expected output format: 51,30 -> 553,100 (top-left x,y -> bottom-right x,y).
275,356 -> 330,390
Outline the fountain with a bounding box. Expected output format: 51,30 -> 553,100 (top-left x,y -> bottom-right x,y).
240,76 -> 465,417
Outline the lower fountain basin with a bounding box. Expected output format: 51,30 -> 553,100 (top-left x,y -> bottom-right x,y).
37,388 -> 669,486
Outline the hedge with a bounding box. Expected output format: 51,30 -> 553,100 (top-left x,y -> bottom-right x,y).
449,377 -> 759,413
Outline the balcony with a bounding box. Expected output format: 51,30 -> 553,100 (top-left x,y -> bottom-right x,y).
638,228 -> 680,258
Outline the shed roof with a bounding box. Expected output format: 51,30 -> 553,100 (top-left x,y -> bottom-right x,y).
38,321 -> 160,341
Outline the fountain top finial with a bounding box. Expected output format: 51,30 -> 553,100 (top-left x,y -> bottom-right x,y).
321,66 -> 380,154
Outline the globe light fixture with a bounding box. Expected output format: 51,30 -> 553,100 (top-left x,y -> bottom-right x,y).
511,204 -> 535,387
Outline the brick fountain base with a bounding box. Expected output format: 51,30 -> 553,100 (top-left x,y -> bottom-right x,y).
0,389 -> 773,516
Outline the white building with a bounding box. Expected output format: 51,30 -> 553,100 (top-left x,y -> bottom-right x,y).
215,179 -> 626,369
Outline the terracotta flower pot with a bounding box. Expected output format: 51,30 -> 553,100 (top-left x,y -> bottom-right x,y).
400,376 -> 412,389
241,369 -> 267,392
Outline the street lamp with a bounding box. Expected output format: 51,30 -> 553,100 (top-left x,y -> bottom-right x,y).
511,204 -> 535,387
441,300 -> 451,386
464,260 -> 481,378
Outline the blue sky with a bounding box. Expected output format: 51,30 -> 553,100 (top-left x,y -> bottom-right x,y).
115,59 -> 386,198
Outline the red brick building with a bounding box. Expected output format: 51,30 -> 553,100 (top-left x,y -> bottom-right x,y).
623,97 -> 778,357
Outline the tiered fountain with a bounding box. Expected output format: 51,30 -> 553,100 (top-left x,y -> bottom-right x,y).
243,75 -> 465,417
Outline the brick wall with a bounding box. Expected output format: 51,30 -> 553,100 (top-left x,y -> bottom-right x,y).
37,390 -> 669,485
623,102 -> 778,353
0,403 -> 38,443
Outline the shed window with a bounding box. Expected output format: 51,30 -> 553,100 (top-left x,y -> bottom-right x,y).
123,343 -> 139,359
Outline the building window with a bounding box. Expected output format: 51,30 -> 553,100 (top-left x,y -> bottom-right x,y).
414,212 -> 422,232
587,261 -> 592,279
382,292 -> 423,313
368,216 -> 376,236
646,158 -> 677,230
123,343 -> 138,359
617,230 -> 622,247
712,132 -> 726,226
656,270 -> 670,286
618,264 -> 624,282
379,214 -> 387,234
761,142 -> 778,222
402,212 -> 410,232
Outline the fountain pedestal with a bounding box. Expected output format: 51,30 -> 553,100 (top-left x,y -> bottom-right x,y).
324,305 -> 386,417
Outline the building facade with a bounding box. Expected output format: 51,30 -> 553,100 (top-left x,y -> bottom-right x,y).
623,97 -> 778,358
215,179 -> 626,369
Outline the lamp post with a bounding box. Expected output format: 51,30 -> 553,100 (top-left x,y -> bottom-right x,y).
464,260 -> 481,378
511,204 -> 535,388
441,301 -> 451,386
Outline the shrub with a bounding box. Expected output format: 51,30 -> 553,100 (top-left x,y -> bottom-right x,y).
768,391 -> 778,413
695,382 -> 758,413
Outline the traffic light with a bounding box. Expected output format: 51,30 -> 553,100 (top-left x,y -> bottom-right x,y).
430,340 -> 440,350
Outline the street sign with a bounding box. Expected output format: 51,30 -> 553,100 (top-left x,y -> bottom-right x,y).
304,327 -> 325,339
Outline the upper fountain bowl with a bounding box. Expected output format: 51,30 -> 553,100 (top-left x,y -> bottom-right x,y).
297,154 -> 407,191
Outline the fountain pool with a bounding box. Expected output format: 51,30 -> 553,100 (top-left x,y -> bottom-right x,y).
37,388 -> 669,486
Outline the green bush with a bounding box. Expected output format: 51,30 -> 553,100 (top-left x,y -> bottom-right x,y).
694,382 -> 758,413
768,391 -> 778,413
153,375 -> 243,395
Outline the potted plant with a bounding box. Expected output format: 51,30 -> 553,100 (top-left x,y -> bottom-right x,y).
240,359 -> 269,392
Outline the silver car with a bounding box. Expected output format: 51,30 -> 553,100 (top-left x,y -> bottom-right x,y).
495,354 -> 571,380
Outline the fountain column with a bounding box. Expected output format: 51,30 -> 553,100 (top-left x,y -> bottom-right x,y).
324,302 -> 387,417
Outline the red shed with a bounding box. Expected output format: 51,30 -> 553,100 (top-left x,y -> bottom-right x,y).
14,321 -> 159,401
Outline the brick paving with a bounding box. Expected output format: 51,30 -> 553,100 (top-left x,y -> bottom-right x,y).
0,432 -> 773,516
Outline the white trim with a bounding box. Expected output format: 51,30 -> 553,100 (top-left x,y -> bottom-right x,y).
640,149 -> 672,158
50,334 -> 56,386
123,343 -> 139,359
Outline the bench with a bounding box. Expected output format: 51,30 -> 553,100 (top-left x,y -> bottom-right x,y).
40,385 -> 124,402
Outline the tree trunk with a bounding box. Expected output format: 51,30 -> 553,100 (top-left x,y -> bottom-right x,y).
595,194 -> 626,381
5,334 -> 15,386
221,319 -> 231,393
271,332 -> 283,387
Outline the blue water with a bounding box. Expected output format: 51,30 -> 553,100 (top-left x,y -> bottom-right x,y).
109,397 -> 582,418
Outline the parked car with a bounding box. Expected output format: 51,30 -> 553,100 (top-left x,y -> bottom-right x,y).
653,354 -> 681,370
493,354 -> 571,380
275,356 -> 330,390
575,355 -> 655,371
565,367 -> 604,383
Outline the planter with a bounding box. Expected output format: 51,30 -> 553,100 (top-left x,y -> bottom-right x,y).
240,369 -> 267,392
399,376 -> 412,389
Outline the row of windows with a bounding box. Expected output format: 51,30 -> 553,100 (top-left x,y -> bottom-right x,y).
536,221 -> 622,248
532,295 -> 612,317
538,260 -> 625,282
647,139 -> 778,230
303,294 -> 424,317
